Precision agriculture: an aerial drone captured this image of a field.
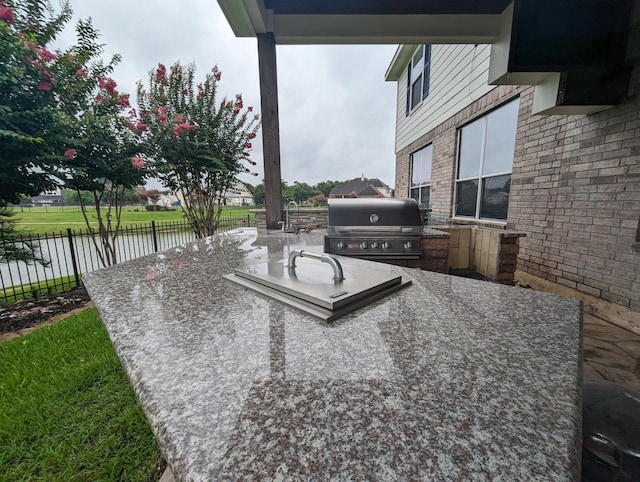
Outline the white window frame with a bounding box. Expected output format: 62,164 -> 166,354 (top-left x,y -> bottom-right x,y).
454,98 -> 519,222
405,45 -> 432,116
410,144 -> 432,206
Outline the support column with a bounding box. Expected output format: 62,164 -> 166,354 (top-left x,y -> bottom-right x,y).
257,33 -> 282,230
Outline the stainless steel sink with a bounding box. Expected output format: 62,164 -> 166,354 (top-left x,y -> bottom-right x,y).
223,250 -> 411,321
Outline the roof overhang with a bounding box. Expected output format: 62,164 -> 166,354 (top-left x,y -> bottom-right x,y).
217,0 -> 506,44
218,0 -> 635,115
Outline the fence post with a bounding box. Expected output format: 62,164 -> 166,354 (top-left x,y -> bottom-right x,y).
66,228 -> 81,287
151,220 -> 159,252
247,214 -> 251,226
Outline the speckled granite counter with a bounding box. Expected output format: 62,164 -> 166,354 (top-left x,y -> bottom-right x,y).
83,230 -> 583,481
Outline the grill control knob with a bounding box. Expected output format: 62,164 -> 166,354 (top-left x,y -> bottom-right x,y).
371,241 -> 380,249
404,241 -> 414,250
337,241 -> 346,249
360,241 -> 369,250
382,241 -> 391,250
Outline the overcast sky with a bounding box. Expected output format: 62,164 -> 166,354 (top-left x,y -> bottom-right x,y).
56,0 -> 399,189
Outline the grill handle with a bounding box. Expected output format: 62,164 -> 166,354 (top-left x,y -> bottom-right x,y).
288,250 -> 344,282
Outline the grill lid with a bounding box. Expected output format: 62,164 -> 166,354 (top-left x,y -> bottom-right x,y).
328,198 -> 423,230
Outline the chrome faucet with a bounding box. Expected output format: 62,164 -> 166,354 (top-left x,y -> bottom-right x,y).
284,201 -> 298,230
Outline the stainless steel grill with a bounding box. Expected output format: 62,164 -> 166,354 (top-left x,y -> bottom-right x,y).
324,198 -> 423,259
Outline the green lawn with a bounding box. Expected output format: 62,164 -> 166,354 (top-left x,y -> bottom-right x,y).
0,309 -> 164,481
9,205 -> 256,234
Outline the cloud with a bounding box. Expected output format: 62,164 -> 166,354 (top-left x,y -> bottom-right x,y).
55,0 -> 398,188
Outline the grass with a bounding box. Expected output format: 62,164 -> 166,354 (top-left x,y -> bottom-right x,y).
0,274 -> 79,307
10,205 -> 256,234
0,309 -> 163,481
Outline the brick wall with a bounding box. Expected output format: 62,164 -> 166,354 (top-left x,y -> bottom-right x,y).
509,88 -> 640,311
395,85 -> 640,311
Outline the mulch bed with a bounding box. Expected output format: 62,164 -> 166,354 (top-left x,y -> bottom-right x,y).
0,287 -> 92,335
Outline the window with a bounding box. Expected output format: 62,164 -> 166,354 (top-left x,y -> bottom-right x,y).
454,98 -> 520,221
410,145 -> 432,206
405,45 -> 431,116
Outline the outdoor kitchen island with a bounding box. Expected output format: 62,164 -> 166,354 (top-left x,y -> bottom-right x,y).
83,229 -> 583,481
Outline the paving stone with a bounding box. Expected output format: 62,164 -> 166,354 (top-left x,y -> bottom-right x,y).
616,340 -> 640,359
583,337 -> 628,356
583,345 -> 637,371
583,362 -> 605,381
588,362 -> 640,392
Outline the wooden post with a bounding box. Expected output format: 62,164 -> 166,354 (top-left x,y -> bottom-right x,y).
257,33 -> 282,230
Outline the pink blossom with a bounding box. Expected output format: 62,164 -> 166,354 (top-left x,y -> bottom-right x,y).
145,267 -> 158,280
24,40 -> 37,51
175,114 -> 185,123
128,108 -> 137,118
75,68 -> 88,78
95,93 -> 106,103
212,65 -> 221,81
136,123 -> 148,131
249,160 -> 257,166
248,133 -> 256,139
131,156 -> 145,169
160,105 -> 169,113
156,64 -> 167,84
36,47 -> 57,63
182,88 -> 188,95
253,114 -> 260,120
252,172 -> 259,176
178,123 -> 195,132
233,109 -> 240,115
158,114 -> 168,125
172,129 -> 181,137
0,5 -> 15,24
246,142 -> 252,148
247,106 -> 253,112
37,82 -> 52,92
63,149 -> 77,159
98,77 -> 118,95
117,94 -> 130,108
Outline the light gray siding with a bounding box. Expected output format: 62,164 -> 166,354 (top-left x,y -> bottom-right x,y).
395,44 -> 496,153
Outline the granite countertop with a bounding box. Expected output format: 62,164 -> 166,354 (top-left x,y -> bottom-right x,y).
83,229 -> 583,481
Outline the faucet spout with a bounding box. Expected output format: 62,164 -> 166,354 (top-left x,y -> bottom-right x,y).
285,201 -> 298,230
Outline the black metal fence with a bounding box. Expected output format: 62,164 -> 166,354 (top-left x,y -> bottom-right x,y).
0,216 -> 254,305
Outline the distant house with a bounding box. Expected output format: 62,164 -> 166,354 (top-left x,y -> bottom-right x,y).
329,175 -> 392,199
225,182 -> 255,206
160,182 -> 254,208
31,188 -> 63,206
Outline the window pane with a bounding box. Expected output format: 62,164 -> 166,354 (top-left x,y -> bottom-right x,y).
410,188 -> 420,202
420,186 -> 430,206
480,174 -> 511,220
483,99 -> 519,175
411,75 -> 422,109
422,45 -> 431,99
411,145 -> 432,187
455,179 -> 478,217
458,118 -> 483,179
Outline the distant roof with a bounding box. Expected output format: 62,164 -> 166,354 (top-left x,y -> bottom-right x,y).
329,177 -> 389,197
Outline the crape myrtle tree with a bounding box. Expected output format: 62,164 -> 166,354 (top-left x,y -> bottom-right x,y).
136,62 -> 260,238
61,74 -> 145,267
0,0 -> 71,265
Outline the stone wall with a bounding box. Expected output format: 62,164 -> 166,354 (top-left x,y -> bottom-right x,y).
253,209 -> 328,232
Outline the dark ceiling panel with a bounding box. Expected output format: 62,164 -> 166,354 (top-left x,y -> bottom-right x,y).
264,0 -> 512,15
